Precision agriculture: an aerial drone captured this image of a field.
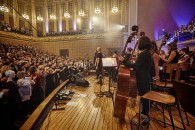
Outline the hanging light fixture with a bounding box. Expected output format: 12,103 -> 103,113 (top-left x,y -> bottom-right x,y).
111,6 -> 118,13
50,13 -> 56,19
95,7 -> 101,14
95,0 -> 101,14
37,8 -> 43,21
0,5 -> 9,12
79,0 -> 84,16
79,9 -> 84,16
64,1 -> 70,18
22,13 -> 29,19
37,16 -> 43,21
112,0 -> 118,13
64,11 -> 70,18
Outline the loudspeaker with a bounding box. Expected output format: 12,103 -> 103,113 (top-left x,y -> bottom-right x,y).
75,78 -> 89,87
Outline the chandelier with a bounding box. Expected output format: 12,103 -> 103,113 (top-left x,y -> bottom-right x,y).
50,13 -> 56,19
95,7 -> 101,14
111,6 -> 118,13
79,10 -> 84,16
0,5 -> 9,12
22,13 -> 29,19
37,16 -> 43,21
64,12 -> 70,18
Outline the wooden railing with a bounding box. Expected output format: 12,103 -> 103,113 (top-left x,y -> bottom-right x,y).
20,80 -> 69,130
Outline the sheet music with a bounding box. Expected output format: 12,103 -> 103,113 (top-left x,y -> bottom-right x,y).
102,58 -> 117,67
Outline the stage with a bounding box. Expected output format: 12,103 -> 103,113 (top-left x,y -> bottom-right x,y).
39,76 -> 195,130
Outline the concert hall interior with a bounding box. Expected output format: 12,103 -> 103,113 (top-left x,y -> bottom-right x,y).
0,0 -> 195,130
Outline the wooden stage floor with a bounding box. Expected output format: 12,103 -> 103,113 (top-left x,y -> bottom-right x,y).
41,76 -> 195,130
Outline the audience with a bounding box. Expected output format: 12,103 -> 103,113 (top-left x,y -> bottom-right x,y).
174,18 -> 195,41
0,42 -> 87,129
0,21 -> 32,36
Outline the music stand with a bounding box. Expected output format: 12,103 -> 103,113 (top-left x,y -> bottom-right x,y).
102,58 -> 118,98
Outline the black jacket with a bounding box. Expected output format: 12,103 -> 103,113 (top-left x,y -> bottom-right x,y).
123,50 -> 153,95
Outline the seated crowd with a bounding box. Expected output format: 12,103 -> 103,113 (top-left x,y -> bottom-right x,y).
0,43 -> 86,129
0,20 -> 106,37
0,21 -> 33,36
43,28 -> 105,37
174,18 -> 195,41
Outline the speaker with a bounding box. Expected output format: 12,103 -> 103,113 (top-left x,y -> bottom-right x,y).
75,78 -> 89,87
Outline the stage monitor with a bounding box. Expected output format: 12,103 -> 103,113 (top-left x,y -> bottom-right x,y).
102,58 -> 118,67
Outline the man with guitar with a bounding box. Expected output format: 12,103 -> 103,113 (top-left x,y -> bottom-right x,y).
119,36 -> 154,126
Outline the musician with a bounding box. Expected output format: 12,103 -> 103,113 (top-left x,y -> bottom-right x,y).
178,46 -> 190,63
190,49 -> 195,76
150,40 -> 160,82
112,50 -> 118,59
112,50 -> 118,81
95,47 -> 103,83
159,41 -> 179,63
124,47 -> 133,61
119,36 -> 153,124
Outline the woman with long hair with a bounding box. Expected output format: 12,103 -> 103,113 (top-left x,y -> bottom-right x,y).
160,41 -> 179,63
119,36 -> 154,126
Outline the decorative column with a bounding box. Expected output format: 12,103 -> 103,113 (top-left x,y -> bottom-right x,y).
72,0 -> 77,30
31,0 -> 37,36
57,0 -> 62,32
43,0 -> 49,36
13,0 -> 19,29
89,0 -> 93,30
65,1 -> 69,31
104,0 -> 110,32
126,0 -> 138,49
128,0 -> 137,34
3,0 -> 9,24
77,0 -> 82,30
52,2 -> 57,32
120,0 -> 125,25
24,3 -> 29,28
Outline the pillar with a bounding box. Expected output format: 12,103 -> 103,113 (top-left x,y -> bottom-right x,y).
13,0 -> 19,29
43,0 -> 49,36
